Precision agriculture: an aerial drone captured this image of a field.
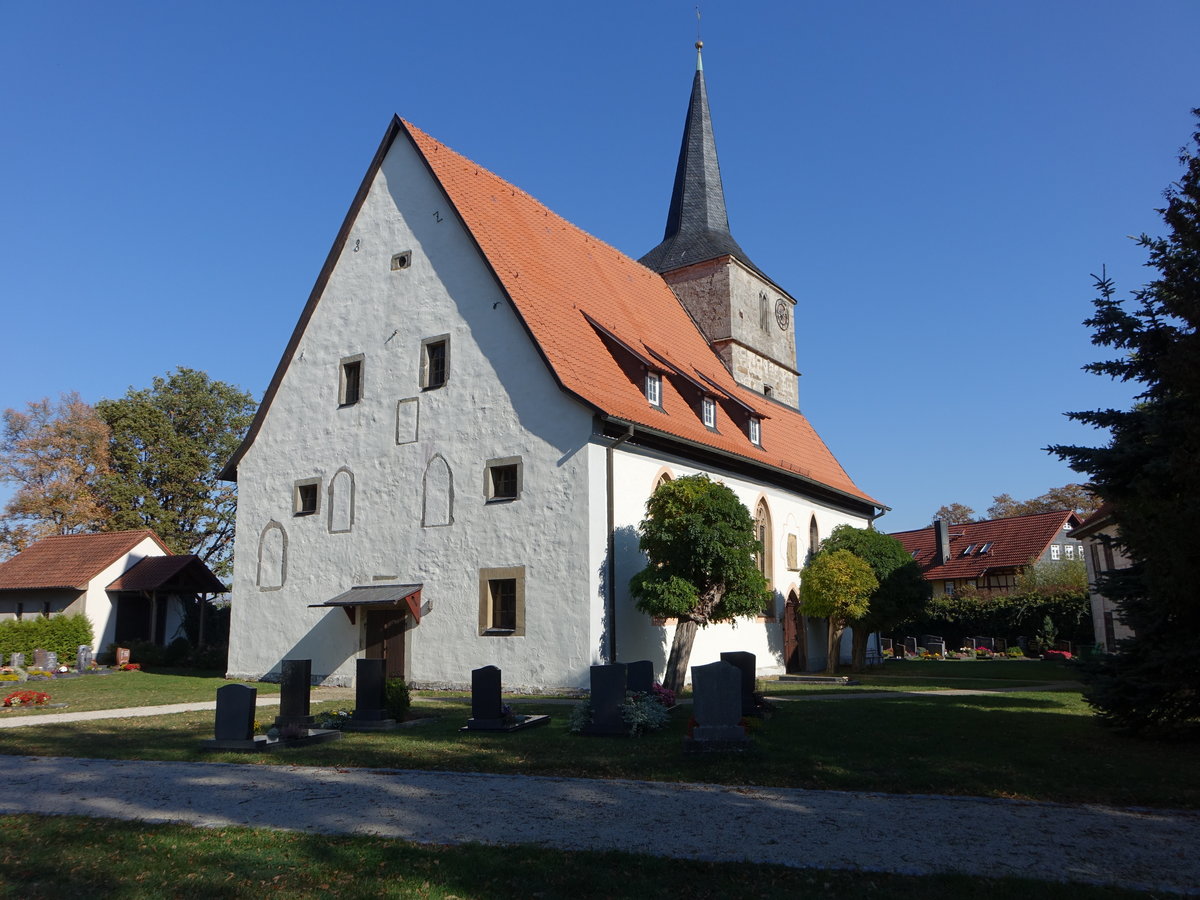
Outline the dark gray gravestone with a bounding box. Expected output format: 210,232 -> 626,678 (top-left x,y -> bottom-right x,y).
974,636 -> 995,651
719,651 -> 757,716
77,645 -> 94,672
626,660 -> 654,695
10,652 -> 25,669
904,637 -> 918,657
995,638 -> 1008,653
927,641 -> 946,657
351,658 -> 389,722
44,651 -> 59,671
920,634 -> 943,648
462,665 -> 550,733
583,663 -> 628,735
273,659 -> 315,730
880,637 -> 893,654
215,684 -> 256,740
685,661 -> 748,750
33,649 -> 48,669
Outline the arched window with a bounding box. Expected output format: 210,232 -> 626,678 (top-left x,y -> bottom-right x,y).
808,514 -> 820,561
652,469 -> 673,494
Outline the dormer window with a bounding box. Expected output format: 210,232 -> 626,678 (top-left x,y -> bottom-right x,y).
645,371 -> 662,408
748,417 -> 761,446
702,396 -> 716,429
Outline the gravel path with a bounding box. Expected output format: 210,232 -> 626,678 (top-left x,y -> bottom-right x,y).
2,755 -> 1197,894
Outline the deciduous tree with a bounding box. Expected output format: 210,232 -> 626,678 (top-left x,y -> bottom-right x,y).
817,525 -> 929,670
799,548 -> 877,674
1049,110 -> 1200,737
0,394 -> 111,558
986,484 -> 1099,520
96,368 -> 256,578
932,503 -> 976,524
629,475 -> 770,694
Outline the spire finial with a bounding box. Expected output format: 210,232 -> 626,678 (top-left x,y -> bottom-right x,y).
695,8 -> 703,70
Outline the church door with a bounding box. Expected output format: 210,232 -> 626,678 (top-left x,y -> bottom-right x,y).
365,610 -> 406,680
783,592 -> 805,673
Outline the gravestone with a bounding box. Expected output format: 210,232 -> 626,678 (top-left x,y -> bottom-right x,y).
10,652 -> 25,669
273,658 -> 315,731
115,647 -> 131,667
974,636 -> 995,651
33,649 -> 48,669
626,660 -> 654,695
904,637 -> 918,657
995,638 -> 1008,653
920,634 -> 943,648
880,637 -> 893,654
719,651 -> 758,716
461,665 -> 549,733
684,660 -> 749,752
201,684 -> 267,751
44,651 -> 59,671
582,663 -> 628,736
77,645 -> 94,672
927,641 -> 946,657
343,658 -> 397,731
0,653 -> 5,666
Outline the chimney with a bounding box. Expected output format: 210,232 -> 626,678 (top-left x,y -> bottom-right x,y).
934,519 -> 951,564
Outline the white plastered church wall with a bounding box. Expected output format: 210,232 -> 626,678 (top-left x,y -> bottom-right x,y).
227,130 -> 595,688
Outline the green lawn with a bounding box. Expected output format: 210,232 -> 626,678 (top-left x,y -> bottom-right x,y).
761,659 -> 1080,694
2,666 -> 1195,809
0,670 -> 279,715
0,814 -> 1148,900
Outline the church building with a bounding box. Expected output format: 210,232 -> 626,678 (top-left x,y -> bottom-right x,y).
222,45 -> 884,689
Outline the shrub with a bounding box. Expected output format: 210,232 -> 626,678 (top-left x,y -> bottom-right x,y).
384,678 -> 410,720
163,637 -> 192,666
0,614 -> 94,661
622,691 -> 670,736
1007,646 -> 1026,658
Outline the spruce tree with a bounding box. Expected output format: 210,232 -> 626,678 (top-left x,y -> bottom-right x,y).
1050,110 -> 1200,737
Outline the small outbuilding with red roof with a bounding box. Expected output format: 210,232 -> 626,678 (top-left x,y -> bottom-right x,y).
0,530 -> 226,651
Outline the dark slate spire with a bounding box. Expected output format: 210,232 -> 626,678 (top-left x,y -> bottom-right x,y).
640,43 -> 764,278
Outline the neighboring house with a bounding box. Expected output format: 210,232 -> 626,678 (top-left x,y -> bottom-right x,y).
0,530 -> 226,650
1072,503 -> 1134,652
220,47 -> 884,690
891,511 -> 1084,598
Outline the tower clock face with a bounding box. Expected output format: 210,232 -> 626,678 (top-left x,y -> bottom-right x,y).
775,298 -> 789,330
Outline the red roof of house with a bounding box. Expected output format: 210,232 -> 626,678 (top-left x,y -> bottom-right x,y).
890,510 -> 1082,581
221,117 -> 878,511
106,555 -> 227,594
0,531 -> 170,591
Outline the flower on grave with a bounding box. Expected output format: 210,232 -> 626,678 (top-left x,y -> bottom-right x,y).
1044,649 -> 1073,661
650,683 -> 676,709
118,663 -> 141,671
4,690 -> 51,707
57,665 -> 69,673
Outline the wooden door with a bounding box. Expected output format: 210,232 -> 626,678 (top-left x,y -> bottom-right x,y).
365,610 -> 406,679
783,593 -> 803,673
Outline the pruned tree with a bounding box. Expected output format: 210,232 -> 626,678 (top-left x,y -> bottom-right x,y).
932,503 -> 976,524
96,368 -> 256,578
799,548 -> 877,674
1049,110 -> 1200,737
629,474 -> 770,694
0,393 -> 111,558
817,525 -> 930,670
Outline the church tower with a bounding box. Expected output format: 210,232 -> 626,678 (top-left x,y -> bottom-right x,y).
640,43 -> 800,409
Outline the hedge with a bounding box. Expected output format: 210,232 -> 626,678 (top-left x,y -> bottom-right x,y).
0,614 -> 95,662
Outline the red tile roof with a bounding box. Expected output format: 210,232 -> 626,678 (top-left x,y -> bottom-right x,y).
890,511 -> 1082,581
0,531 -> 170,591
223,117 -> 879,510
403,121 -> 876,507
106,555 -> 227,594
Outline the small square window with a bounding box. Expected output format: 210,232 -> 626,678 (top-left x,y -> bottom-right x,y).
485,457 -> 522,502
944,580 -> 955,596
748,417 -> 761,446
702,396 -> 716,429
645,371 -> 662,407
293,479 -> 320,516
339,356 -> 363,406
478,566 -> 525,636
391,250 -> 412,270
421,336 -> 449,390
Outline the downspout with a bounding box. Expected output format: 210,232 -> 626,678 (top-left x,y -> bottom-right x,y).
606,423 -> 635,664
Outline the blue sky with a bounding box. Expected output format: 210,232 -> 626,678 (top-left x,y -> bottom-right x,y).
2,1 -> 1197,532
